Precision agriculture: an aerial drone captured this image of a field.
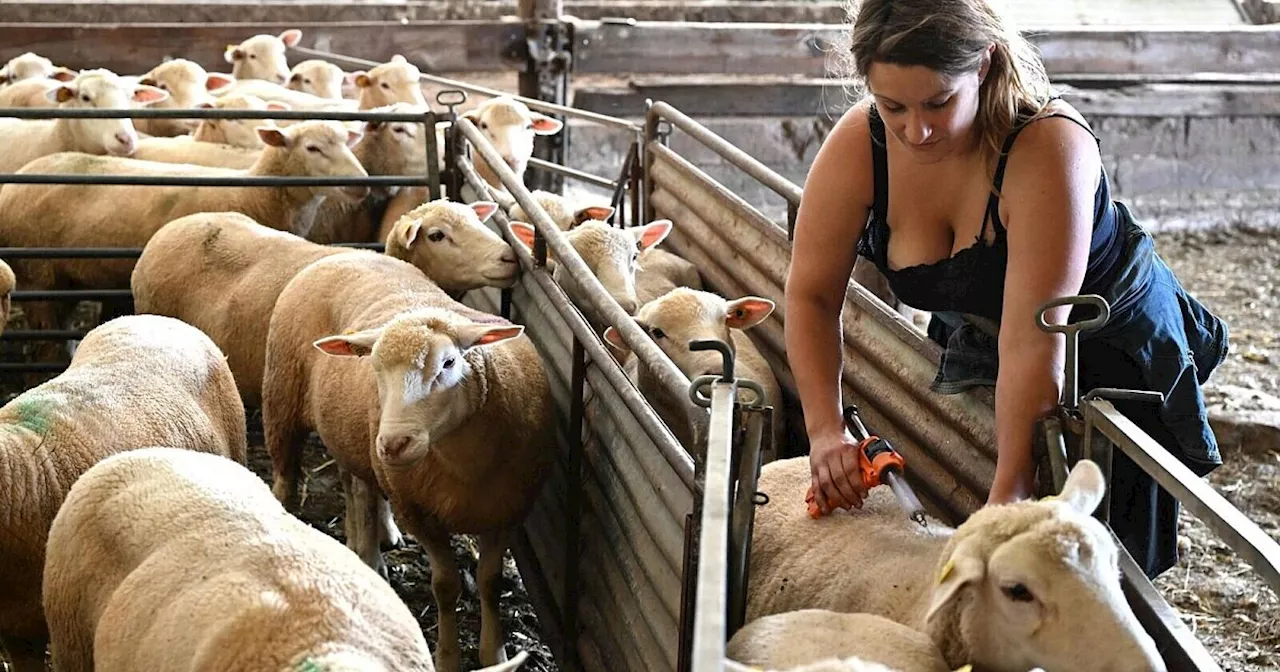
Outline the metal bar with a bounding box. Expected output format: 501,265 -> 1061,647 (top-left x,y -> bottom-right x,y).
728,406 -> 766,637
0,247 -> 142,258
0,107 -> 431,121
1083,398 -> 1280,596
288,45 -> 642,132
424,104 -> 442,203
676,510 -> 695,672
691,379 -> 734,672
0,175 -> 425,187
528,157 -> 619,189
565,334 -> 587,672
512,528 -> 572,668
647,101 -> 802,205
0,330 -> 89,341
629,136 -> 643,228
609,140 -> 637,226
456,152 -> 696,489
0,362 -> 70,374
11,289 -> 132,301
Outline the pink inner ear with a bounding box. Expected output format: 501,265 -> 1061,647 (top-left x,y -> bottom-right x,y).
346,130 -> 363,147
530,116 -> 563,134
470,201 -> 499,221
315,338 -> 357,356
258,127 -> 288,148
603,327 -> 626,351
132,87 -> 168,104
205,74 -> 235,92
266,101 -> 291,111
725,298 -> 775,328
474,326 -> 524,346
355,73 -> 372,89
638,220 -> 673,250
509,222 -> 537,248
582,206 -> 615,221
280,29 -> 303,47
52,69 -> 77,83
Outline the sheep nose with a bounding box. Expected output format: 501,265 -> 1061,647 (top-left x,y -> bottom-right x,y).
378,434 -> 412,458
504,156 -> 521,171
115,132 -> 137,154
617,296 -> 639,315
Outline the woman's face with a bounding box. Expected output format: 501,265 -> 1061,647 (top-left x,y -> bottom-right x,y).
866,53 -> 989,163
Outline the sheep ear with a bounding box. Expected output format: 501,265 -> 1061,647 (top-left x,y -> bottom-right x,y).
266,101 -> 292,111
205,72 -> 236,93
574,205 -> 615,225
632,219 -> 673,252
529,114 -> 563,135
391,54 -> 407,64
258,127 -> 289,148
508,222 -> 536,250
279,29 -> 303,47
925,539 -> 985,624
456,324 -> 524,350
475,650 -> 530,672
399,218 -> 424,246
354,72 -> 372,89
313,330 -> 381,358
470,201 -> 499,223
346,130 -> 363,148
132,85 -> 169,105
49,84 -> 76,104
194,101 -> 215,110
225,46 -> 244,63
1057,459 -> 1106,515
602,326 -> 630,355
724,297 -> 775,330
51,67 -> 78,83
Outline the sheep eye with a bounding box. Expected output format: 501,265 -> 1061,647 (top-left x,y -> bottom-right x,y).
393,126 -> 408,135
427,230 -> 446,243
649,327 -> 666,340
249,54 -> 257,60
381,82 -> 391,90
442,357 -> 456,369
158,83 -> 168,91
478,121 -> 489,131
80,94 -> 90,102
1002,583 -> 1034,603
304,78 -> 312,85
306,145 -> 322,154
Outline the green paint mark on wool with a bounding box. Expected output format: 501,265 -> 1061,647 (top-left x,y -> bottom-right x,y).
2,395 -> 55,436
298,659 -> 324,672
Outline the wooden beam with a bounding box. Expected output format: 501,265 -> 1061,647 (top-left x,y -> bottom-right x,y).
0,21 -> 524,75
571,22 -> 1280,77
572,78 -> 1280,118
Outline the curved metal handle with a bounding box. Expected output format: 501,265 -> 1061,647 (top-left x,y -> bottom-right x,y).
1035,294 -> 1111,334
436,89 -> 467,107
690,339 -> 734,381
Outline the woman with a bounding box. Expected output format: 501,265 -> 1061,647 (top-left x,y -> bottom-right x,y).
785,0 -> 1229,578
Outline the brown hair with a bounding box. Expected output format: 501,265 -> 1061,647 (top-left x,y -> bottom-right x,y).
834,0 -> 1054,163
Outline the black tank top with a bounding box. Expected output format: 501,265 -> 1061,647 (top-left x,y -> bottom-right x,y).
856,102 -> 1124,322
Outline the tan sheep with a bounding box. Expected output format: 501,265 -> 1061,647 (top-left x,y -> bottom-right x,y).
747,458 -> 1166,672
463,96 -> 564,190
193,94 -> 291,148
132,58 -> 236,137
353,55 -> 429,110
224,29 -> 303,84
603,287 -> 782,460
129,136 -> 262,169
288,58 -> 349,100
263,251 -> 554,672
41,447 -> 433,672
0,259 -> 13,338
508,218 -> 673,316
0,52 -> 76,86
0,77 -> 63,108
507,189 -> 616,231
726,610 -> 949,672
131,200 -> 516,407
636,246 -> 705,305
0,69 -> 169,174
0,314 -> 247,672
0,120 -> 369,366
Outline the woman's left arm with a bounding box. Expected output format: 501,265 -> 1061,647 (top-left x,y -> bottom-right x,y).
988,115 -> 1102,504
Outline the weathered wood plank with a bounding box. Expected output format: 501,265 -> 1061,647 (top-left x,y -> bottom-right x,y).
571,22 -> 1280,77
0,21 -> 524,75
572,79 -> 1280,118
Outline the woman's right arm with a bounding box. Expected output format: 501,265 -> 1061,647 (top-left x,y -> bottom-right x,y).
784,101 -> 877,514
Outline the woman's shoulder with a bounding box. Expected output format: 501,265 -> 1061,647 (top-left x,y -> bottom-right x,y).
805,97 -> 877,196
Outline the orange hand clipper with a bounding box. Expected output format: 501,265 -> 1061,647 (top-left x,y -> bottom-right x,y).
806,405 -> 928,527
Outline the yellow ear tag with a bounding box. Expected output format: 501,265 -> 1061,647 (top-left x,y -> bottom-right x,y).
953,666 -> 973,672
1041,494 -> 1059,502
937,558 -> 955,584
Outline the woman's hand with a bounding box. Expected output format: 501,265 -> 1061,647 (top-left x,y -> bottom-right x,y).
808,428 -> 869,515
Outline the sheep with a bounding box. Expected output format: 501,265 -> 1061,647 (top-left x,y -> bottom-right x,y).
131,200 -> 517,408
131,58 -> 236,137
41,447 -> 433,672
0,259 -> 13,338
726,610 -> 949,672
216,77 -> 357,116
0,77 -> 63,108
262,251 -> 555,672
852,258 -> 931,331
603,287 -> 783,460
192,94 -> 291,147
508,189 -> 616,230
288,58 -> 349,99
508,218 -> 673,316
0,120 -> 369,366
224,28 -> 303,84
0,314 -> 247,672
746,458 -> 1166,672
0,52 -> 76,86
0,69 -> 168,174
307,103 -> 431,245
352,54 -> 428,110
129,95 -> 294,169
463,96 -> 564,190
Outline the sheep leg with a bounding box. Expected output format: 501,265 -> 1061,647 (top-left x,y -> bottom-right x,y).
419,527 -> 462,672
346,473 -> 387,580
378,496 -> 404,550
477,530 -> 512,667
1,634 -> 48,672
339,465 -> 357,545
263,397 -> 305,512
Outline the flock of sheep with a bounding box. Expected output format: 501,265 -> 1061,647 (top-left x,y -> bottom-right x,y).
0,28 -> 1167,672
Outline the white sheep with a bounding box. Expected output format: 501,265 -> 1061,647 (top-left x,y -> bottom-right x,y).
129,94 -> 293,168
0,314 -> 247,672
0,259 -> 13,338
224,29 -> 303,84
41,447 -> 434,672
747,458 -> 1166,672
131,58 -> 236,137
603,287 -> 783,460
727,610 -> 950,672
0,120 -> 369,366
508,189 -> 616,230
0,51 -> 76,86
216,77 -> 358,116
353,54 -> 428,110
263,251 -> 555,672
287,58 -> 349,99
132,201 -> 517,408
0,77 -> 64,108
508,218 -> 673,316
0,69 -> 169,174
463,96 -> 564,190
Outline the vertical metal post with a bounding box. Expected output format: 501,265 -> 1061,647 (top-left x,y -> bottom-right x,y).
423,109 -> 442,202
563,335 -> 586,672
519,0 -> 571,194
642,99 -> 661,226
629,135 -> 643,227
1082,403 -> 1114,524
437,90 -> 467,202
787,201 -> 799,243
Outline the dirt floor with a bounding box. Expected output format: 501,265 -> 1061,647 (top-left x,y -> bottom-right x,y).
1151,226 -> 1280,672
